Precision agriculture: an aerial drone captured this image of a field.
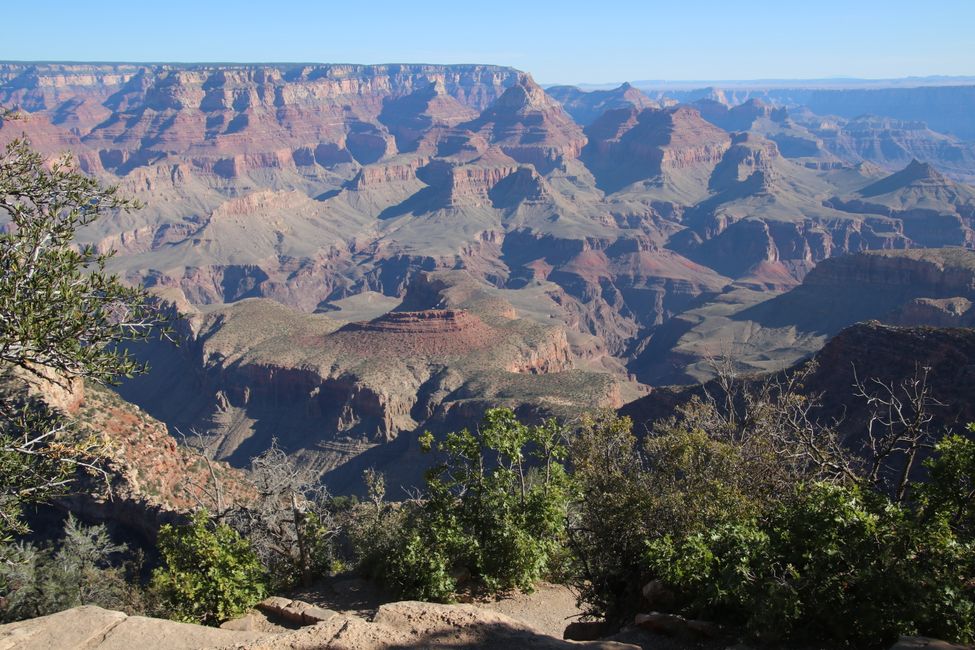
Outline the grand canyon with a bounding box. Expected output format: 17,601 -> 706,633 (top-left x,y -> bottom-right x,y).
2,62 -> 974,489
3,51 -> 975,649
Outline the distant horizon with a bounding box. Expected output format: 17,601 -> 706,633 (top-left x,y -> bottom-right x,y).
3,1 -> 973,84
3,60 -> 974,91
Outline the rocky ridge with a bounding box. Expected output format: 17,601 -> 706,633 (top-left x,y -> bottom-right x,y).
622,320 -> 975,479
630,247 -> 975,384
0,367 -> 252,539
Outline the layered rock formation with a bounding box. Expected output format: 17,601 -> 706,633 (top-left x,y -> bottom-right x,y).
827,160 -> 975,246
4,63 -> 975,485
645,83 -> 975,142
631,248 -> 975,384
623,320 -> 975,443
582,105 -> 731,195
806,115 -> 975,182
546,82 -> 658,126
116,276 -> 627,491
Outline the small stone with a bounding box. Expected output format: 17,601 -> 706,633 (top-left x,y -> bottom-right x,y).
634,612 -> 687,636
889,637 -> 974,650
300,606 -> 338,625
563,621 -> 610,641
640,579 -> 675,609
686,618 -> 722,638
220,612 -> 261,631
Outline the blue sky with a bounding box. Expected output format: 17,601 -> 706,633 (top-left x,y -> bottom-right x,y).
3,0 -> 973,84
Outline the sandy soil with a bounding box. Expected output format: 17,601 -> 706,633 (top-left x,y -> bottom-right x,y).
463,582 -> 586,638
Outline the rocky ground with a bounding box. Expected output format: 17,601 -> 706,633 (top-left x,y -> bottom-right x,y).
2,594 -> 970,650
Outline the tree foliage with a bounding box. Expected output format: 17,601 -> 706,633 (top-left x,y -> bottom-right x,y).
0,397 -> 102,546
0,138 -> 162,381
150,511 -> 267,626
0,134 -> 167,547
917,427 -> 975,538
0,515 -> 141,622
646,482 -> 975,645
566,364 -> 975,645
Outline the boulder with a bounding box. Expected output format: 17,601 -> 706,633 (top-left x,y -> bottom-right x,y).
633,611 -> 687,636
640,579 -> 675,609
633,611 -> 721,639
563,620 -> 611,640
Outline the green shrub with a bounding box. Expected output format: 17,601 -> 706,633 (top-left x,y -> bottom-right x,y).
566,409 -> 778,622
0,515 -> 141,622
150,511 -> 267,626
647,482 -> 975,646
565,411 -> 651,621
377,520 -> 458,602
918,429 -> 975,540
370,409 -> 572,600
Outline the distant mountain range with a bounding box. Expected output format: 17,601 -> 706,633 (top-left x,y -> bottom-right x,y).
572,76 -> 975,90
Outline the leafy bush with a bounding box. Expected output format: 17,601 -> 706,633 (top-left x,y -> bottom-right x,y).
566,378 -> 975,646
150,511 -> 267,625
918,429 -> 975,539
374,516 -> 460,602
566,408 -> 783,622
0,515 -> 142,622
370,408 -> 572,600
647,482 -> 975,645
565,411 -> 651,621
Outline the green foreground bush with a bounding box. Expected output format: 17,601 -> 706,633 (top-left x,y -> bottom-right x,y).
0,515 -> 142,622
647,482 -> 974,644
357,408 -> 572,601
566,406 -> 975,646
150,511 -> 267,625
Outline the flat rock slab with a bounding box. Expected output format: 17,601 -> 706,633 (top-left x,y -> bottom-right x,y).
228,601 -> 640,650
0,605 -> 268,650
255,596 -> 338,626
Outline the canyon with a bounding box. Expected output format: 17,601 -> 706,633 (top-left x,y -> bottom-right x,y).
2,62 -> 974,487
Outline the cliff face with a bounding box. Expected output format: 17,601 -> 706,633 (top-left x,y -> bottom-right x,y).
582,105 -> 731,194
0,63 -> 521,179
653,84 -> 975,142
629,248 -> 975,386
547,82 -> 658,126
798,86 -> 975,142
738,248 -> 975,335
0,368 -> 252,540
